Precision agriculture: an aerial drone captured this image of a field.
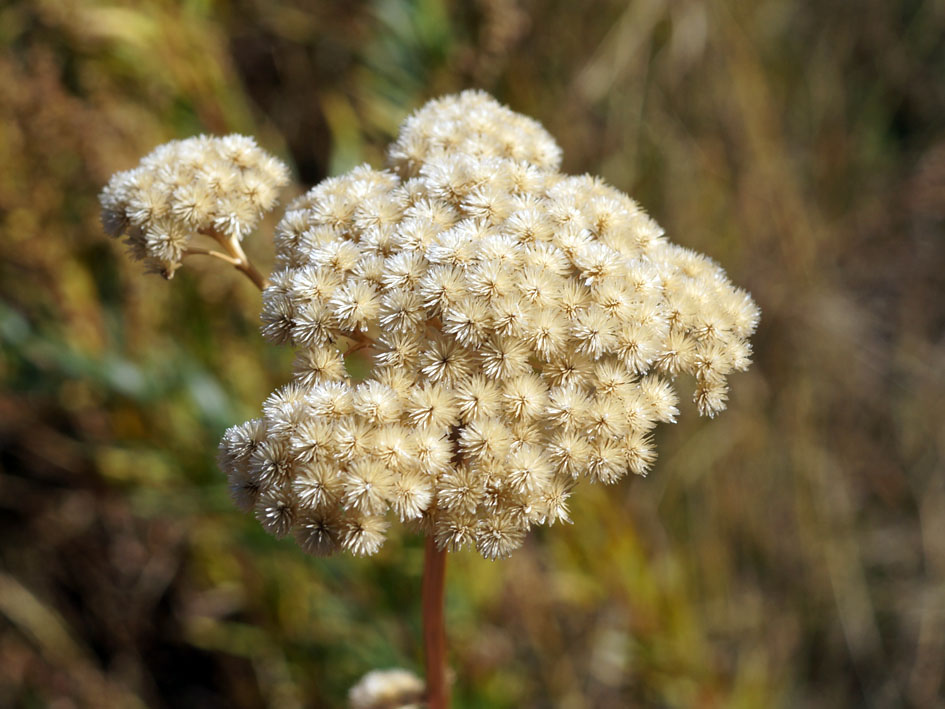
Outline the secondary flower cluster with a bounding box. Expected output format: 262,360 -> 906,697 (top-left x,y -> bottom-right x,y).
99,135 -> 290,277
218,91 -> 759,560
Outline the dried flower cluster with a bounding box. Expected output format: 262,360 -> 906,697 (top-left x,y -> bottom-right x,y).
99,135 -> 290,277
216,91 -> 759,560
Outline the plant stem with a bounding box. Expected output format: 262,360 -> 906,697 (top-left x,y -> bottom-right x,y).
194,227 -> 269,290
422,536 -> 449,709
223,233 -> 268,291
183,246 -> 241,266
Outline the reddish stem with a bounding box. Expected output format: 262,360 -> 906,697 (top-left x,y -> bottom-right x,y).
422,536 -> 449,709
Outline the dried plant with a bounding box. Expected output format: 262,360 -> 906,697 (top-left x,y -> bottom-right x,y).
101,90 -> 758,708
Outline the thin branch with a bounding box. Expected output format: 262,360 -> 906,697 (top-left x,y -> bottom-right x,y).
222,232 -> 269,291
182,247 -> 241,267
343,329 -> 376,355
344,340 -> 373,356
195,227 -> 269,291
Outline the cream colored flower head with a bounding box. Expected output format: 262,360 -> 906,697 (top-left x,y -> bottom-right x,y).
219,90 -> 759,560
348,668 -> 424,709
100,135 -> 290,277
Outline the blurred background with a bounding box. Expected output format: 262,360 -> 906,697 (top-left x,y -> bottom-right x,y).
1,0 -> 943,707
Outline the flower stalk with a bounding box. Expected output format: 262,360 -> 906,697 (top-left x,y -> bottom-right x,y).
199,226 -> 269,290
422,536 -> 449,709
183,230 -> 269,290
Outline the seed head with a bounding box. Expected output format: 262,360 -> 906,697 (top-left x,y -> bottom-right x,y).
218,91 -> 759,560
100,135 -> 289,277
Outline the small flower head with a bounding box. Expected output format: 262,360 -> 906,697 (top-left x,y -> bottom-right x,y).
348,668 -> 424,709
100,135 -> 289,277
